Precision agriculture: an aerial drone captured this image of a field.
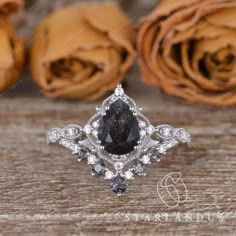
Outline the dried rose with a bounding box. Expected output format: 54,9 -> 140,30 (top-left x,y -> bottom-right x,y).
30,2 -> 136,100
137,0 -> 236,106
0,0 -> 25,93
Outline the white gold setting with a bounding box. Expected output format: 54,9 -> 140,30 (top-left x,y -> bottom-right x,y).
47,84 -> 191,195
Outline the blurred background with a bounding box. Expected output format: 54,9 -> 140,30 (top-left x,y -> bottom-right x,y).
5,0 -> 157,99
2,0 -> 235,106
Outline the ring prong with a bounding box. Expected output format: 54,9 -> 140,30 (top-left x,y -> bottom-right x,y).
92,148 -> 96,153
142,148 -> 148,153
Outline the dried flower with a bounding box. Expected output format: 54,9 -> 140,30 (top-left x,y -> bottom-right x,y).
137,0 -> 236,106
30,2 -> 136,100
0,0 -> 25,94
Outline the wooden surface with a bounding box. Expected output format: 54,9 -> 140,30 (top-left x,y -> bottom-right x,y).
1,74 -> 236,235
0,1 -> 236,235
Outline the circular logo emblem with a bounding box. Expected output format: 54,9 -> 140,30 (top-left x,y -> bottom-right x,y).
157,172 -> 188,208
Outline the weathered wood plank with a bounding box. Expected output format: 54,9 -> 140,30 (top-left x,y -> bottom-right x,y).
0,0 -> 236,235
0,75 -> 236,235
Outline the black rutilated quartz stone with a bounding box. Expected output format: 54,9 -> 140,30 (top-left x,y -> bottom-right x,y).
98,99 -> 140,155
111,175 -> 127,194
134,161 -> 145,176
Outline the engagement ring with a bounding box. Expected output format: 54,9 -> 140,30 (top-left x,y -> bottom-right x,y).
47,85 -> 191,195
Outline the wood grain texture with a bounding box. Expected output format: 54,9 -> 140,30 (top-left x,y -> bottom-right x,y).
0,0 -> 236,235
0,74 -> 236,236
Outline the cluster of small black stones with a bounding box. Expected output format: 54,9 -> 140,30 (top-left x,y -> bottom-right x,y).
85,149 -> 160,194
110,161 -> 146,194
110,149 -> 162,194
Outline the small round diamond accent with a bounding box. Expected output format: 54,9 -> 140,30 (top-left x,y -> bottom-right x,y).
114,162 -> 124,171
146,126 -> 154,135
105,170 -> 114,180
64,125 -> 82,139
125,171 -> 134,180
92,130 -> 98,137
177,129 -> 191,143
92,121 -> 99,129
139,121 -> 146,128
140,130 -> 146,137
115,87 -> 124,96
156,125 -> 174,139
47,129 -> 60,143
65,128 -> 77,137
87,155 -> 97,165
158,146 -> 166,154
84,125 -> 92,135
142,155 -> 151,164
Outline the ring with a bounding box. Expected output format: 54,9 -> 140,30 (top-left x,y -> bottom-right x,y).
47,84 -> 191,195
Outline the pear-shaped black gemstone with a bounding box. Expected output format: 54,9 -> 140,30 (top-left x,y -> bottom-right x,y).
98,99 -> 140,155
